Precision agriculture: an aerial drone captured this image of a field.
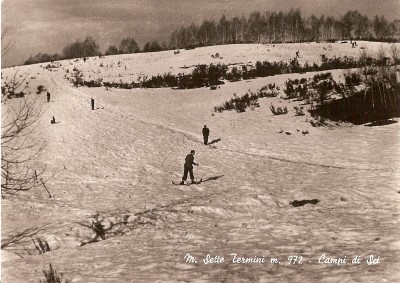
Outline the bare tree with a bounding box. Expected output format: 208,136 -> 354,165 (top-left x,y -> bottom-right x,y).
1,22 -> 51,197
1,19 -> 17,68
1,70 -> 48,197
1,27 -> 15,60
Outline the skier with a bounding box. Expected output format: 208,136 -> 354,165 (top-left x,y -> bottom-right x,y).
91,98 -> 95,110
50,116 -> 56,124
180,150 -> 199,185
296,50 -> 300,58
202,125 -> 210,145
47,92 -> 50,103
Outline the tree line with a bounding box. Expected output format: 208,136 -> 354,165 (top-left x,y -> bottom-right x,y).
170,10 -> 400,48
23,9 -> 399,65
24,36 -> 166,65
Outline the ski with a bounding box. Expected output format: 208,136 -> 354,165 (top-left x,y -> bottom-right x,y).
172,179 -> 202,186
172,181 -> 187,186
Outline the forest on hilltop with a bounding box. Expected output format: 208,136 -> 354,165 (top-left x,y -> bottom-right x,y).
169,10 -> 400,48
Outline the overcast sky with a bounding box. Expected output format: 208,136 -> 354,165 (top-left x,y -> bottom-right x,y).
1,0 -> 399,67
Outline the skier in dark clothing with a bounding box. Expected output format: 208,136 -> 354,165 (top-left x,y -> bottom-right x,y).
91,98 -> 95,110
180,150 -> 199,185
47,92 -> 50,102
296,50 -> 300,58
202,125 -> 210,145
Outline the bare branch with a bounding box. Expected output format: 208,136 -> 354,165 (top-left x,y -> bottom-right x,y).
1,25 -> 16,58
1,71 -> 48,197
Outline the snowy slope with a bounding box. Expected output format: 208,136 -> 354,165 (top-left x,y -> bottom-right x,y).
2,42 -> 400,282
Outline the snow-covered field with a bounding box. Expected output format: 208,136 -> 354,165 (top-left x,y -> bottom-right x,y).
58,41 -> 395,84
2,41 -> 400,282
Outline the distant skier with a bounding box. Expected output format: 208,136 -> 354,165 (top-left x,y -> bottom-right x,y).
296,50 -> 300,58
47,92 -> 50,102
180,150 -> 199,185
91,98 -> 95,110
202,125 -> 210,145
51,116 -> 56,124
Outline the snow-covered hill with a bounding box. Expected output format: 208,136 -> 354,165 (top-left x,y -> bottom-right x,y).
2,42 -> 400,282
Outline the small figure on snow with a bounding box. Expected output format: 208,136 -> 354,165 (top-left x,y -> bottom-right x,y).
91,98 -> 95,110
180,150 -> 199,185
51,116 -> 56,124
47,92 -> 50,103
202,125 -> 210,145
296,50 -> 300,58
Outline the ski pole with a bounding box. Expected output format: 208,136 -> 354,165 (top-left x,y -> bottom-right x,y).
196,164 -> 198,183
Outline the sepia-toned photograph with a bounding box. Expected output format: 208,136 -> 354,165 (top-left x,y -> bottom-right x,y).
1,0 -> 400,282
